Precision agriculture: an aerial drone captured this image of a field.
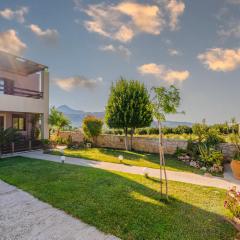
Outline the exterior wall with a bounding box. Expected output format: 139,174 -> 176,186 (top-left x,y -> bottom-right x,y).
0,111 -> 36,137
58,131 -> 238,160
0,69 -> 49,139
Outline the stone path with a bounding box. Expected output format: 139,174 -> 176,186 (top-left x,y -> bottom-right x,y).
18,151 -> 240,190
0,180 -> 119,240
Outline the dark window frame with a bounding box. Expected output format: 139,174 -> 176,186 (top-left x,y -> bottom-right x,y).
12,114 -> 26,131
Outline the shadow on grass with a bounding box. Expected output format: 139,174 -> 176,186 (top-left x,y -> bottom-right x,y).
0,156 -> 235,240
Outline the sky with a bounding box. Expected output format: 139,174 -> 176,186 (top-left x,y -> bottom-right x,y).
0,0 -> 240,124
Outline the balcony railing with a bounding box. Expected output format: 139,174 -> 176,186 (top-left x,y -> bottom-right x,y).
0,83 -> 43,99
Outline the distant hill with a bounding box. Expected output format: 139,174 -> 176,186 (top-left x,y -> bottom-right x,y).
57,105 -> 105,127
57,105 -> 193,128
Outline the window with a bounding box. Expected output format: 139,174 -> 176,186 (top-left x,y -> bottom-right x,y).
12,114 -> 25,131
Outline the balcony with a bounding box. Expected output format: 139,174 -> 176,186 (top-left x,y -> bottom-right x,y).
0,81 -> 43,99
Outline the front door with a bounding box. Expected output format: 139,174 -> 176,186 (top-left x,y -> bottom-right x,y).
0,116 -> 4,129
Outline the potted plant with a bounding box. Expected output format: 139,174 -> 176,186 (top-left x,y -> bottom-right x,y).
230,132 -> 240,179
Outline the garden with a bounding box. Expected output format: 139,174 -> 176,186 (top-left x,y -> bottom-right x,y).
0,157 -> 237,240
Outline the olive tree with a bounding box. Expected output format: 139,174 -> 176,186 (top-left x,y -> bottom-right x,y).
105,78 -> 153,150
152,85 -> 181,199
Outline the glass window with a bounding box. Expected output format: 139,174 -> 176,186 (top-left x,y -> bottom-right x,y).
12,114 -> 25,130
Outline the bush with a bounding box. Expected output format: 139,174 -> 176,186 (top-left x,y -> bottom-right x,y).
82,115 -> 103,141
173,125 -> 192,134
186,139 -> 199,159
198,143 -> 223,167
147,127 -> 159,135
225,187 -> 240,219
192,123 -> 208,143
135,128 -> 148,135
205,128 -> 225,147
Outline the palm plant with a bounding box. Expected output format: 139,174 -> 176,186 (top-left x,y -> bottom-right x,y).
48,107 -> 71,137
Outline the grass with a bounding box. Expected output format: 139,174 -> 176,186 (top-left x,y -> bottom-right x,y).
0,156 -> 236,240
52,147 -> 204,174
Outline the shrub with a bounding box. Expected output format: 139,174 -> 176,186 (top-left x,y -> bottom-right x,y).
192,123 -> 208,143
82,115 -> 103,141
147,127 -> 159,135
173,125 -> 192,134
135,128 -> 148,135
225,187 -> 240,219
205,128 -> 225,147
186,139 -> 199,159
198,143 -> 224,167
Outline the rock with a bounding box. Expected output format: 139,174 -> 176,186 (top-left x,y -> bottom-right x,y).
201,167 -> 207,171
189,161 -> 200,168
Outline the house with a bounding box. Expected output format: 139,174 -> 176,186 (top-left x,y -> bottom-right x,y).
0,51 -> 49,140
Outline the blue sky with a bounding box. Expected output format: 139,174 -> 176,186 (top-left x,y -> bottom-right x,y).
0,0 -> 240,124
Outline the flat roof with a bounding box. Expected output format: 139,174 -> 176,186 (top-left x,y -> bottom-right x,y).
0,51 -> 47,76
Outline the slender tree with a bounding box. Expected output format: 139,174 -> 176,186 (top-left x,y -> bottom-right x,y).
105,78 -> 153,150
48,107 -> 71,137
152,85 -> 181,199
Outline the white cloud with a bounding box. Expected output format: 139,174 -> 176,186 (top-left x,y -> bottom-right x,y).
0,6 -> 28,23
55,76 -> 103,91
138,63 -> 189,83
0,29 -> 26,55
165,0 -> 185,30
29,24 -> 58,42
198,48 -> 240,72
77,1 -> 185,42
168,48 -> 181,56
99,44 -> 131,57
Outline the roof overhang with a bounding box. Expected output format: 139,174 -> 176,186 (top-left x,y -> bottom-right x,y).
0,51 -> 47,76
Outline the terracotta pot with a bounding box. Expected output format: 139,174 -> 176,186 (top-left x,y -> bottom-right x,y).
231,160 -> 240,180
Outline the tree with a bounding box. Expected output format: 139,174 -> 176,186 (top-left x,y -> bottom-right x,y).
152,85 -> 181,199
48,107 -> 71,137
82,115 -> 103,143
105,78 -> 153,150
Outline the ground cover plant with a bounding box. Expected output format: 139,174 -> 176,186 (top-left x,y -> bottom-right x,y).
0,157 -> 236,240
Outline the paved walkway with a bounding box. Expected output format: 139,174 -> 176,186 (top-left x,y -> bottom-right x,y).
17,151 -> 240,190
0,180 -> 119,240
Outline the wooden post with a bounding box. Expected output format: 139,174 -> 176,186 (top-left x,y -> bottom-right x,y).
11,142 -> 15,154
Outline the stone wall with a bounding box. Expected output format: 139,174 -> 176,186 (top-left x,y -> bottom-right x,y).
58,131 -> 237,160
59,131 -> 84,143
96,134 -> 188,154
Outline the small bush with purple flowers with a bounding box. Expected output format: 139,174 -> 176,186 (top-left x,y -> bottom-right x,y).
225,186 -> 240,219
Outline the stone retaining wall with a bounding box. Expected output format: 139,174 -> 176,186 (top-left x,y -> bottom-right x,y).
59,131 -> 237,160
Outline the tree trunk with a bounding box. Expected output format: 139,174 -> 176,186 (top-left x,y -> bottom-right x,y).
158,121 -> 168,200
124,128 -> 128,151
130,128 -> 134,151
158,121 -> 163,196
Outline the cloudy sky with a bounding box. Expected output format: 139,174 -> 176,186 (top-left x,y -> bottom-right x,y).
0,0 -> 240,124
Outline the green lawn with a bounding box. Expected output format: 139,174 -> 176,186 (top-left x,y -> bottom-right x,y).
0,157 -> 236,240
52,148 -> 204,174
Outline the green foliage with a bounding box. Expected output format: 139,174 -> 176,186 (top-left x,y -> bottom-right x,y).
82,115 -> 103,140
48,107 -> 71,135
152,85 -> 181,122
186,139 -> 199,159
105,78 -> 153,131
173,125 -> 192,134
205,128 -> 225,147
192,123 -> 208,143
198,143 -> 223,167
0,128 -> 20,154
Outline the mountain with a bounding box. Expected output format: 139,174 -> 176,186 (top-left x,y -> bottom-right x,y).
57,105 -> 193,128
57,105 -> 105,127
